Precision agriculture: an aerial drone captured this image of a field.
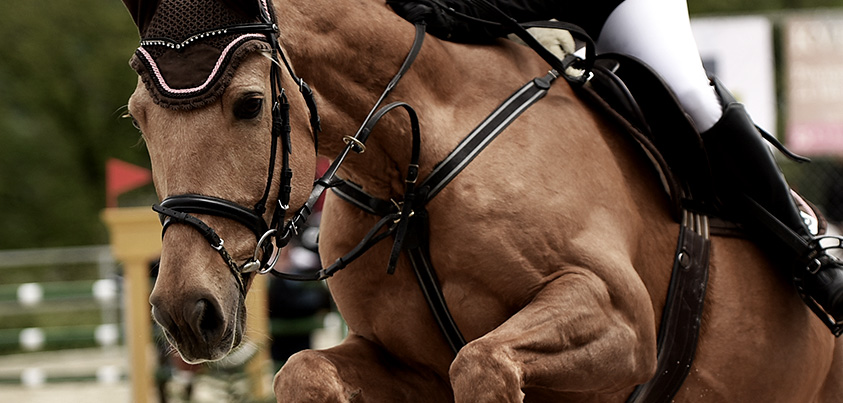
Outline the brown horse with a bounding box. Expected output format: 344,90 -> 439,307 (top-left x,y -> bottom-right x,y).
124,0 -> 843,401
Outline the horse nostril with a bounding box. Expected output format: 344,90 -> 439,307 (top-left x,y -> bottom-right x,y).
151,305 -> 179,339
193,298 -> 224,341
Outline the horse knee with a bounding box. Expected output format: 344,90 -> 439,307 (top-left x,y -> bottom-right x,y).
450,340 -> 524,403
274,350 -> 360,402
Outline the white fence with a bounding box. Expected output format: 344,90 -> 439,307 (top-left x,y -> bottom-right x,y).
0,245 -> 125,387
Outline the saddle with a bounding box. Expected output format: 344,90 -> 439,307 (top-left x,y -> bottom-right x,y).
582,53 -> 827,236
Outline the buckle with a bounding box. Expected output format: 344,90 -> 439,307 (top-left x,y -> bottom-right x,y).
805,236 -> 843,275
390,199 -> 414,224
807,258 -> 823,275
342,135 -> 366,154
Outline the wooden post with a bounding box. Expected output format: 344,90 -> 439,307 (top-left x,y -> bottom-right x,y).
102,207 -> 161,403
103,207 -> 272,401
245,273 -> 271,400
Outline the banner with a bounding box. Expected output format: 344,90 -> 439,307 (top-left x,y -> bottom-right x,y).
784,14 -> 843,156
691,16 -> 777,135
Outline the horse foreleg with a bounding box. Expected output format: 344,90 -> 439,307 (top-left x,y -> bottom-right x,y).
274,333 -> 452,402
449,269 -> 657,402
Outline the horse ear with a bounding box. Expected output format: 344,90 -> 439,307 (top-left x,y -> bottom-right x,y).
122,0 -> 160,33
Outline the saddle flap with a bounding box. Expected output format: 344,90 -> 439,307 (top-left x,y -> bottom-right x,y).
582,53 -> 718,215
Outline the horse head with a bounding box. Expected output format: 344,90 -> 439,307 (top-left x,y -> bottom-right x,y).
123,0 -> 316,363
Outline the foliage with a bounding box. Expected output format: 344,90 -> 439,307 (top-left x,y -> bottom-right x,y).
689,0 -> 843,15
0,0 -> 150,249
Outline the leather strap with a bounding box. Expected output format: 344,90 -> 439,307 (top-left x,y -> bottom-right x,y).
331,180 -> 395,216
329,70 -> 563,354
627,211 -> 710,403
421,70 -> 558,201
404,206 -> 468,354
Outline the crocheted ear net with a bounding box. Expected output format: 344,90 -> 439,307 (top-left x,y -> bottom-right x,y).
130,0 -> 272,110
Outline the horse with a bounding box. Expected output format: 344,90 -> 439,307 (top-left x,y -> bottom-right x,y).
123,0 -> 843,401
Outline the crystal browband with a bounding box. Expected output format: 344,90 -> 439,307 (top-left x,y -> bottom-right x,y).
140,23 -> 278,50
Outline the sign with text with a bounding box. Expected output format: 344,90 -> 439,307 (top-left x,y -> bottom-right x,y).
784,14 -> 843,156
691,16 -> 777,136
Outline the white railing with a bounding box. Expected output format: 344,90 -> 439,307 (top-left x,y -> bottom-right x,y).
0,245 -> 125,387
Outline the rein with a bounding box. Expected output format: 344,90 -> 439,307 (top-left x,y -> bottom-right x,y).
148,0 -> 586,295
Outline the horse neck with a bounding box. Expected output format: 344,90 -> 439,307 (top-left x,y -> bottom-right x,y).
277,1 -> 414,133
276,0 -> 439,193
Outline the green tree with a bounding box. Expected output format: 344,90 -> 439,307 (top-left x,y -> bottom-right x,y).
689,0 -> 843,14
0,0 -> 150,249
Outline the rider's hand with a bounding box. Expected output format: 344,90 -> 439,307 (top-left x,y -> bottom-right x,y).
386,0 -> 458,39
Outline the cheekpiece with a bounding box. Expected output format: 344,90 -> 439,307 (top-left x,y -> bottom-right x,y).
130,0 -> 275,110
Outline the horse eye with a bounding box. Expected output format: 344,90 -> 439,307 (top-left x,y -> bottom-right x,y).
234,96 -> 264,120
122,112 -> 142,131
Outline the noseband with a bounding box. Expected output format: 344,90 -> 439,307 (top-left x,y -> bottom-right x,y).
151,0 -> 321,295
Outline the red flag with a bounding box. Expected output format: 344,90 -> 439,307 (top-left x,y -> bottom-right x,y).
106,158 -> 152,207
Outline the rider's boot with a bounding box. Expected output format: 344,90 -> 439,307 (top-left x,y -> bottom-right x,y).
701,80 -> 843,333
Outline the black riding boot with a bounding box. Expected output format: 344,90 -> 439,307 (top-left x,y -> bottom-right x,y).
702,82 -> 843,333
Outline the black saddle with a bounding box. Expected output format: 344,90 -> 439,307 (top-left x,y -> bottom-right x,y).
581,53 -> 717,218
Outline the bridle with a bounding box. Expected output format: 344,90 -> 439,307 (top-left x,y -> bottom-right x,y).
151,0 -> 322,295
150,0 -> 427,295
148,0 -> 588,297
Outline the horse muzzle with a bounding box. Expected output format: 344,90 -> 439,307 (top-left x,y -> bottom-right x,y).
150,287 -> 245,363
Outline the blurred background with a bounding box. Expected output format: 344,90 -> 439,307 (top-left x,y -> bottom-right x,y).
1,0 -> 842,401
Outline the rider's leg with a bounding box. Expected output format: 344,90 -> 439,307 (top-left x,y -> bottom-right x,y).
597,0 -> 843,326
702,80 -> 843,324
596,0 -> 721,132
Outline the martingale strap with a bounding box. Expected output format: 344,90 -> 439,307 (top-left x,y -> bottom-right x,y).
421,72 -> 558,201
331,70 -> 561,354
332,45 -> 714,400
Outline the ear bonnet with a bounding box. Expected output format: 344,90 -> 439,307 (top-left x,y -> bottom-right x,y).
127,0 -> 276,109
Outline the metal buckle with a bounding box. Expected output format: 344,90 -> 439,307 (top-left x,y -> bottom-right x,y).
241,229 -> 277,274
342,136 -> 366,154
390,199 -> 414,224
806,235 -> 843,275
807,258 -> 823,275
